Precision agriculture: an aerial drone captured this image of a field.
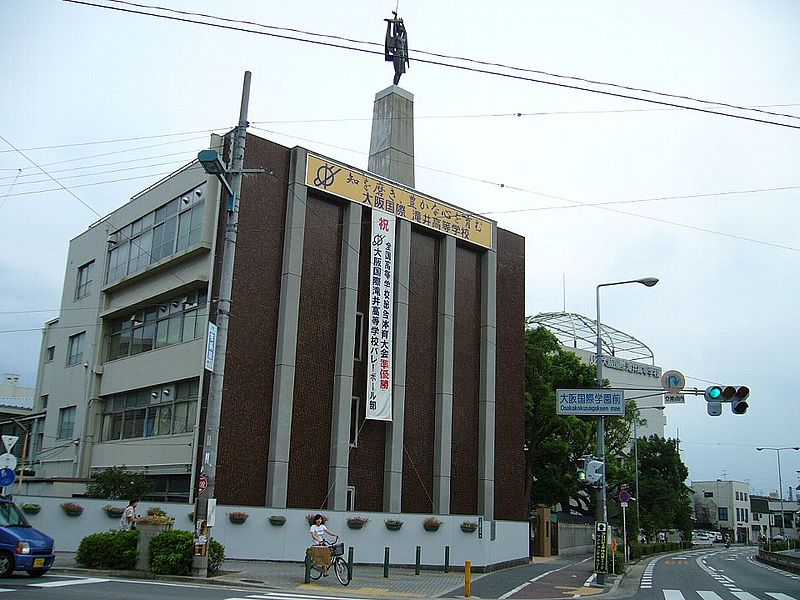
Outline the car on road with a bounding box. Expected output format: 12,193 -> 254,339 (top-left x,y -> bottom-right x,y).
0,499 -> 55,577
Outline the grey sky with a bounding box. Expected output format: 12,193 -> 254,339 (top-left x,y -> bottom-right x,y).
1,0 -> 798,498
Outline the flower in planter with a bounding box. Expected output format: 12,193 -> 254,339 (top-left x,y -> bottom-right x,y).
460,521 -> 478,533
306,513 -> 328,525
423,516 -> 443,530
20,503 -> 41,514
347,515 -> 370,529
268,515 -> 287,526
60,501 -> 84,516
103,504 -> 125,518
385,518 -> 404,530
229,511 -> 249,523
138,507 -> 174,526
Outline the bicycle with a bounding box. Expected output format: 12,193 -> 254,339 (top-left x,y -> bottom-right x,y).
308,536 -> 351,586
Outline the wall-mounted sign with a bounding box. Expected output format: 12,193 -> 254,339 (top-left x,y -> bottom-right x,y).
590,354 -> 661,379
306,154 -> 493,250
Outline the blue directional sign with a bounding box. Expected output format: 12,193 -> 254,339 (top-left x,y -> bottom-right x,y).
0,467 -> 16,487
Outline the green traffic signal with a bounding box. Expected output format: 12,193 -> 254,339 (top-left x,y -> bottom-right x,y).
706,386 -> 722,400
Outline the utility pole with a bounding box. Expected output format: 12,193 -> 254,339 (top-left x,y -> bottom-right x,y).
192,71 -> 251,575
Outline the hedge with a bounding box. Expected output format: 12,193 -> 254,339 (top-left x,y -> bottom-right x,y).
149,529 -> 225,576
76,530 -> 139,570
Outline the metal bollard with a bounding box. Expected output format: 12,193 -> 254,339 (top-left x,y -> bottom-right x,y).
415,546 -> 421,575
465,560 -> 472,597
384,547 -> 390,578
348,546 -> 354,579
304,548 -> 312,584
444,546 -> 450,573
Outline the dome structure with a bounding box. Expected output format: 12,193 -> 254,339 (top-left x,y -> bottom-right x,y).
528,312 -> 655,365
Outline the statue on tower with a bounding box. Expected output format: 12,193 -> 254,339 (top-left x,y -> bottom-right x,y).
384,12 -> 409,85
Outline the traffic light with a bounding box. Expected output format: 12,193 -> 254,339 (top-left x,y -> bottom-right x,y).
586,460 -> 604,486
576,457 -> 587,482
704,385 -> 750,415
731,386 -> 750,414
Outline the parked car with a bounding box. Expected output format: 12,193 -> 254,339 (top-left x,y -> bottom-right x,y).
771,534 -> 787,542
0,499 -> 55,577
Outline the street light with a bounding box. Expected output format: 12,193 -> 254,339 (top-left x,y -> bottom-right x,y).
595,277 -> 658,581
756,446 -> 800,537
632,406 -> 665,536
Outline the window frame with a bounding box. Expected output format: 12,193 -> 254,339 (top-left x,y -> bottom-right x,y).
75,260 -> 95,300
57,406 -> 76,440
67,332 -> 86,366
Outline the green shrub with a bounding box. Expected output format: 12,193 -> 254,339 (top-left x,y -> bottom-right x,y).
608,550 -> 626,574
76,530 -> 139,570
149,530 -> 194,575
148,529 -> 225,576
208,538 -> 225,575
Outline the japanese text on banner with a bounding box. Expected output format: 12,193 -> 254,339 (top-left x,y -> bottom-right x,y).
366,211 -> 395,421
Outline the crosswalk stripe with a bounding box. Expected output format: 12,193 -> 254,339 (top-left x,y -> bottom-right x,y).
0,590 -> 12,594
31,577 -> 110,588
664,590 -> 686,600
766,595 -> 797,600
732,592 -> 762,600
698,591 -> 725,600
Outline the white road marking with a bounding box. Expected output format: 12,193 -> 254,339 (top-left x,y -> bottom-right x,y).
664,590 -> 686,600
31,577 -> 110,587
732,593 -> 762,600
766,594 -> 798,600
697,592 -> 725,600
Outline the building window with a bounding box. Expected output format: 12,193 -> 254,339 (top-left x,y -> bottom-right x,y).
33,418 -> 44,457
354,312 -> 363,361
75,261 -> 95,299
45,346 -> 55,362
40,394 -> 48,410
704,491 -> 714,498
744,509 -> 748,523
346,486 -> 356,511
744,493 -> 748,500
100,379 -> 198,442
106,289 -> 207,361
67,332 -> 86,366
718,507 -> 728,521
736,508 -> 741,521
349,396 -> 360,447
57,406 -> 76,439
105,184 -> 206,284
753,512 -> 760,522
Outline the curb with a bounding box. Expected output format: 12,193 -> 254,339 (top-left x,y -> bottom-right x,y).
50,567 -> 280,591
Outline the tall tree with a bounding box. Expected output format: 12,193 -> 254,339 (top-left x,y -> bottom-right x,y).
525,326 -> 597,514
630,435 -> 693,539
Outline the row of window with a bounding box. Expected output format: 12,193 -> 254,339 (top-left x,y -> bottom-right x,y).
735,491 -> 749,501
106,184 -> 206,285
106,289 -> 207,361
99,379 -> 198,442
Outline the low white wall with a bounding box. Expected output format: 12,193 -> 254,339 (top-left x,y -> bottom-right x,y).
557,522 -> 594,556
16,496 -> 528,568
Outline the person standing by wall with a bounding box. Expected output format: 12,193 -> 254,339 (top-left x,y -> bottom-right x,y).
120,498 -> 139,531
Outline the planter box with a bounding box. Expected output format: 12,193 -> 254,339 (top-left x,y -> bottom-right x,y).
347,521 -> 366,530
385,522 -> 403,531
423,524 -> 440,532
268,517 -> 286,526
461,525 -> 477,533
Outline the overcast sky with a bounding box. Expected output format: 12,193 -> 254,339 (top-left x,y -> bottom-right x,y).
1,1 -> 798,499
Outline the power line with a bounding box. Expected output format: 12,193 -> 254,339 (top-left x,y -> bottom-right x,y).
63,0 -> 800,130
0,127 -> 229,154
98,0 -> 800,123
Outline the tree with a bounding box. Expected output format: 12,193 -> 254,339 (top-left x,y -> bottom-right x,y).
85,466 -> 154,500
524,326 -> 598,514
631,435 -> 693,540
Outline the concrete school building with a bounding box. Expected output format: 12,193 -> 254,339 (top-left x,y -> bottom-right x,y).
25,85 -> 527,553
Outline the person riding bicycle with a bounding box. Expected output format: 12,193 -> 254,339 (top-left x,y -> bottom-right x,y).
309,514 -> 339,576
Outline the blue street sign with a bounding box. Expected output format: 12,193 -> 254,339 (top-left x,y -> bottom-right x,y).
0,467 -> 15,487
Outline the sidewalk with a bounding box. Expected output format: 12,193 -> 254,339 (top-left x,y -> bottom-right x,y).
52,552 -> 481,598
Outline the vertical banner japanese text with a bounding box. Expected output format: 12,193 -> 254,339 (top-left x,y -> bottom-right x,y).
366,211 -> 395,421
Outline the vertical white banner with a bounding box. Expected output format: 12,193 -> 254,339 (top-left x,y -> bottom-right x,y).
366,211 -> 395,421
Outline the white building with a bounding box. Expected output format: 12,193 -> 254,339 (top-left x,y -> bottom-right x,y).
529,312 -> 666,438
691,479 -> 752,543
